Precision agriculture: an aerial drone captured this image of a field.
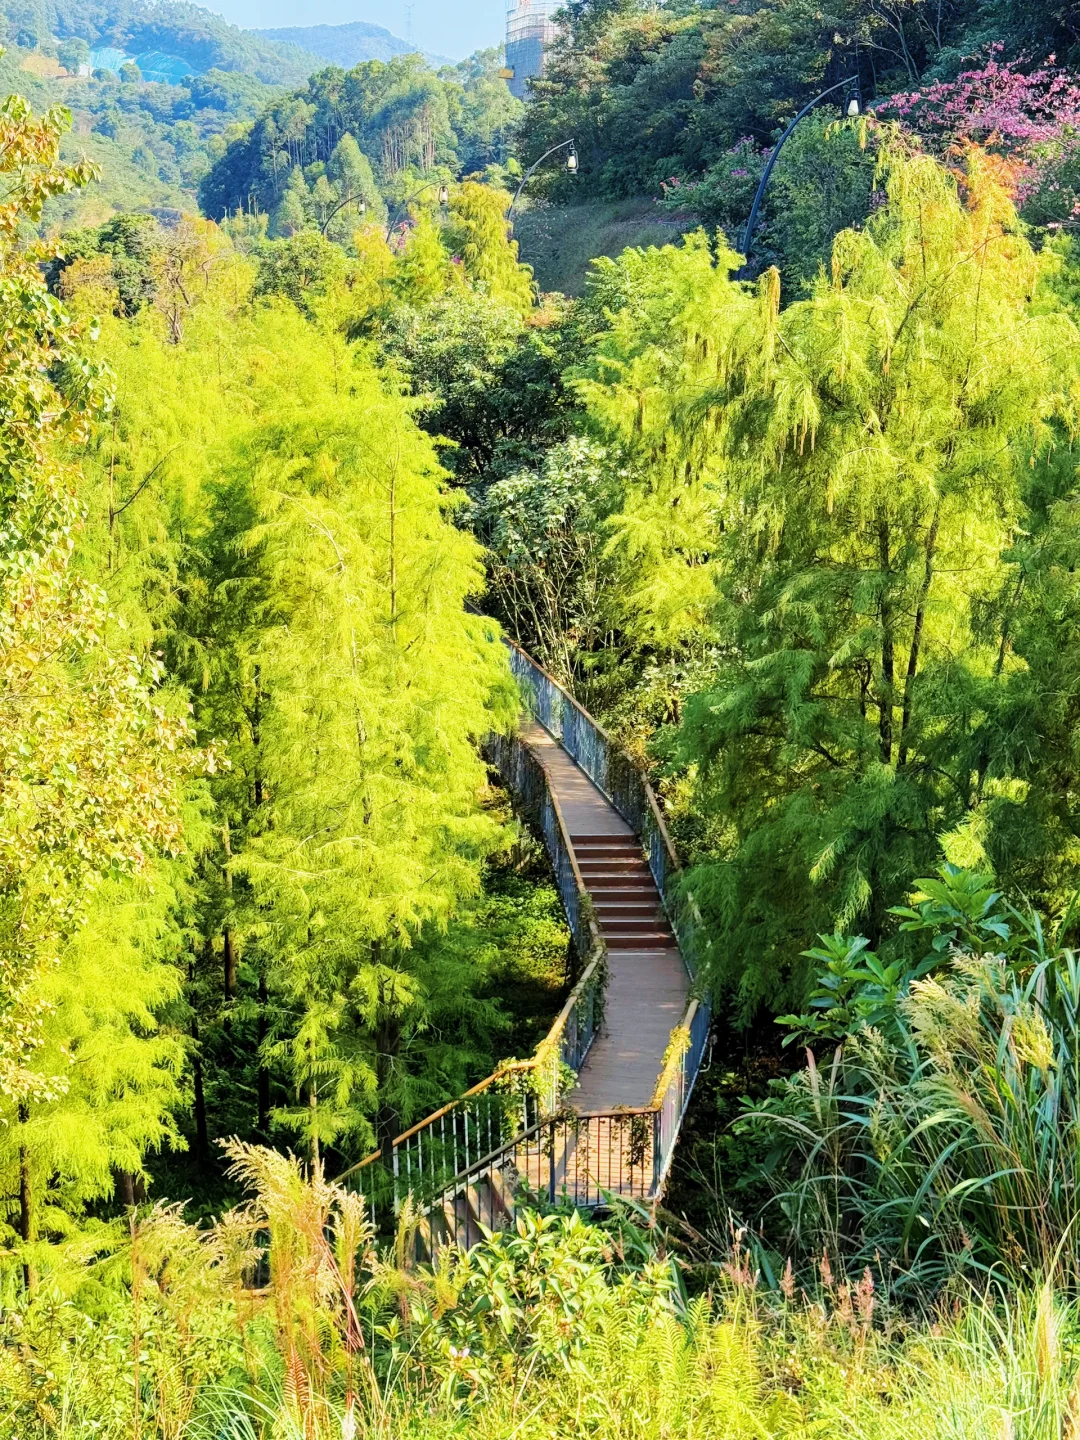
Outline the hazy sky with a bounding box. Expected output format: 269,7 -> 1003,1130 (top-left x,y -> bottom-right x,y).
209,0 -> 505,61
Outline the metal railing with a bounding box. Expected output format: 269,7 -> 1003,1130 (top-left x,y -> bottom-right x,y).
340,723 -> 606,1218
505,640 -> 713,977
485,728 -> 601,963
505,639 -> 714,1188
651,998 -> 711,1191
340,637 -> 713,1245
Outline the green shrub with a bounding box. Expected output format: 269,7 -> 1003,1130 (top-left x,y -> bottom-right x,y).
3,1144 -> 1080,1438
749,935 -> 1080,1288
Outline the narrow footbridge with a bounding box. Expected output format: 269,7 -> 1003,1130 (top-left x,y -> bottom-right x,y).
345,641 -> 711,1250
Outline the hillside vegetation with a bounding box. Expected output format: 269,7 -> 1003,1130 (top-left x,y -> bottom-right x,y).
198,49 -> 521,227
0,0 -> 313,83
1,0 -> 1080,1434
0,0 -> 323,222
513,197 -> 696,294
253,19 -> 449,69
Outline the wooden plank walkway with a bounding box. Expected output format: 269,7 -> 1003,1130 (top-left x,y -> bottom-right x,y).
523,723 -> 689,1109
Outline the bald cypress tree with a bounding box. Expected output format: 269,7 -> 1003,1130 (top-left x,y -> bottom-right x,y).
78,262 -> 517,1169
579,146 -> 1080,1015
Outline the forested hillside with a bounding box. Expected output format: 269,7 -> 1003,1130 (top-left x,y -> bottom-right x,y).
6,0 -> 1080,1434
253,20 -> 443,69
0,0 -> 313,82
516,0 -> 1080,281
199,49 -> 521,225
0,0 -> 320,221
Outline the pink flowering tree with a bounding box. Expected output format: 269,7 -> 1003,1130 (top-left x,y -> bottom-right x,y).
658,136 -> 765,229
879,48 -> 1080,228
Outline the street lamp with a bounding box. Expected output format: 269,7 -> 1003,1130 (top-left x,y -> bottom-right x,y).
741,76 -> 862,265
320,194 -> 369,237
507,139 -> 578,221
385,180 -> 451,241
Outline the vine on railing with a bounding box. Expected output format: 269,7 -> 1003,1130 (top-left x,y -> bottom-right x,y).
650,999 -> 711,1190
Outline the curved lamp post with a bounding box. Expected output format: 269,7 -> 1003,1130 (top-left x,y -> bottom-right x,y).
320,193 -> 369,236
741,76 -> 861,264
385,180 -> 450,241
507,139 -> 578,221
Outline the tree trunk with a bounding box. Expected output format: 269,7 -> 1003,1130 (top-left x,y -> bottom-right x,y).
223,926 -> 237,999
975,572 -> 1026,804
17,1102 -> 35,1293
376,990 -> 401,1166
898,507 -> 941,768
257,970 -> 271,1137
191,1008 -> 210,1166
114,1169 -> 146,1205
252,664 -> 263,808
877,517 -> 895,764
222,817 -> 236,999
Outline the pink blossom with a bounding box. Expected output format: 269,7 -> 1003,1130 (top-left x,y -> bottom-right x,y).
879,47 -> 1080,151
878,48 -> 1080,209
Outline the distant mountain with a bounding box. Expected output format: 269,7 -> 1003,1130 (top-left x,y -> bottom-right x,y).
252,21 -> 450,71
1,1 -> 315,86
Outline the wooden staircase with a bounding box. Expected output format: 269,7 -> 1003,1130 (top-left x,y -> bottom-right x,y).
341,639 -> 711,1250
574,834 -> 676,951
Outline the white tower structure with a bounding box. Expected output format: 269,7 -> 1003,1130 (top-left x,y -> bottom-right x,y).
505,0 -> 557,99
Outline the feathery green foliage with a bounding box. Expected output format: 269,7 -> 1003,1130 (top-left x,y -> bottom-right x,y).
68,233 -> 520,1181
0,89 -> 200,1132
574,144 -> 1080,1015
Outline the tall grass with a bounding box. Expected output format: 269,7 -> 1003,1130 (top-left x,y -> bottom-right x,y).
3,1144 -> 1079,1439
189,1281 -> 1080,1440
745,952 -> 1080,1290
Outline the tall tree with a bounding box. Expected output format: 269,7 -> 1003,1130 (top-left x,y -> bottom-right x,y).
445,181 -> 534,314
75,255 -> 518,1171
0,93 -> 199,1109
326,132 -> 386,236
0,95 -> 204,1272
577,145 -> 1080,1014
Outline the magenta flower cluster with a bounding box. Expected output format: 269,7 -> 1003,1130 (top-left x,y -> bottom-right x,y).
880,47 -> 1080,149
878,47 -> 1080,214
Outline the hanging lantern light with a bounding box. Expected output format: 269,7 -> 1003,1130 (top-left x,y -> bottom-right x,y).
565,142 -> 578,174
439,184 -> 450,204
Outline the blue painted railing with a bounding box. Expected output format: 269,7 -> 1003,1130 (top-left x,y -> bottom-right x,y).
340,638 -> 711,1247
505,638 -> 713,1186
506,639 -> 714,981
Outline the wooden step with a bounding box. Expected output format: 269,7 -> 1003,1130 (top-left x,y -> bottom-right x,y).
578,855 -> 650,869
604,927 -> 673,950
599,916 -> 671,934
588,886 -> 659,903
585,878 -> 657,894
593,902 -> 663,918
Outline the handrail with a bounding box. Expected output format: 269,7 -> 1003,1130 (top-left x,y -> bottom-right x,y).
336,718 -> 607,1191
504,638 -> 717,982
338,942 -> 607,1185
339,635 -> 712,1238
504,637 -> 683,878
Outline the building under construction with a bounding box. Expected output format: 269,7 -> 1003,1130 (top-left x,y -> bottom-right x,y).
505,0 -> 557,99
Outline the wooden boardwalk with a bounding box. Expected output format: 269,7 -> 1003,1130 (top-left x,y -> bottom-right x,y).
523,724 -> 689,1109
